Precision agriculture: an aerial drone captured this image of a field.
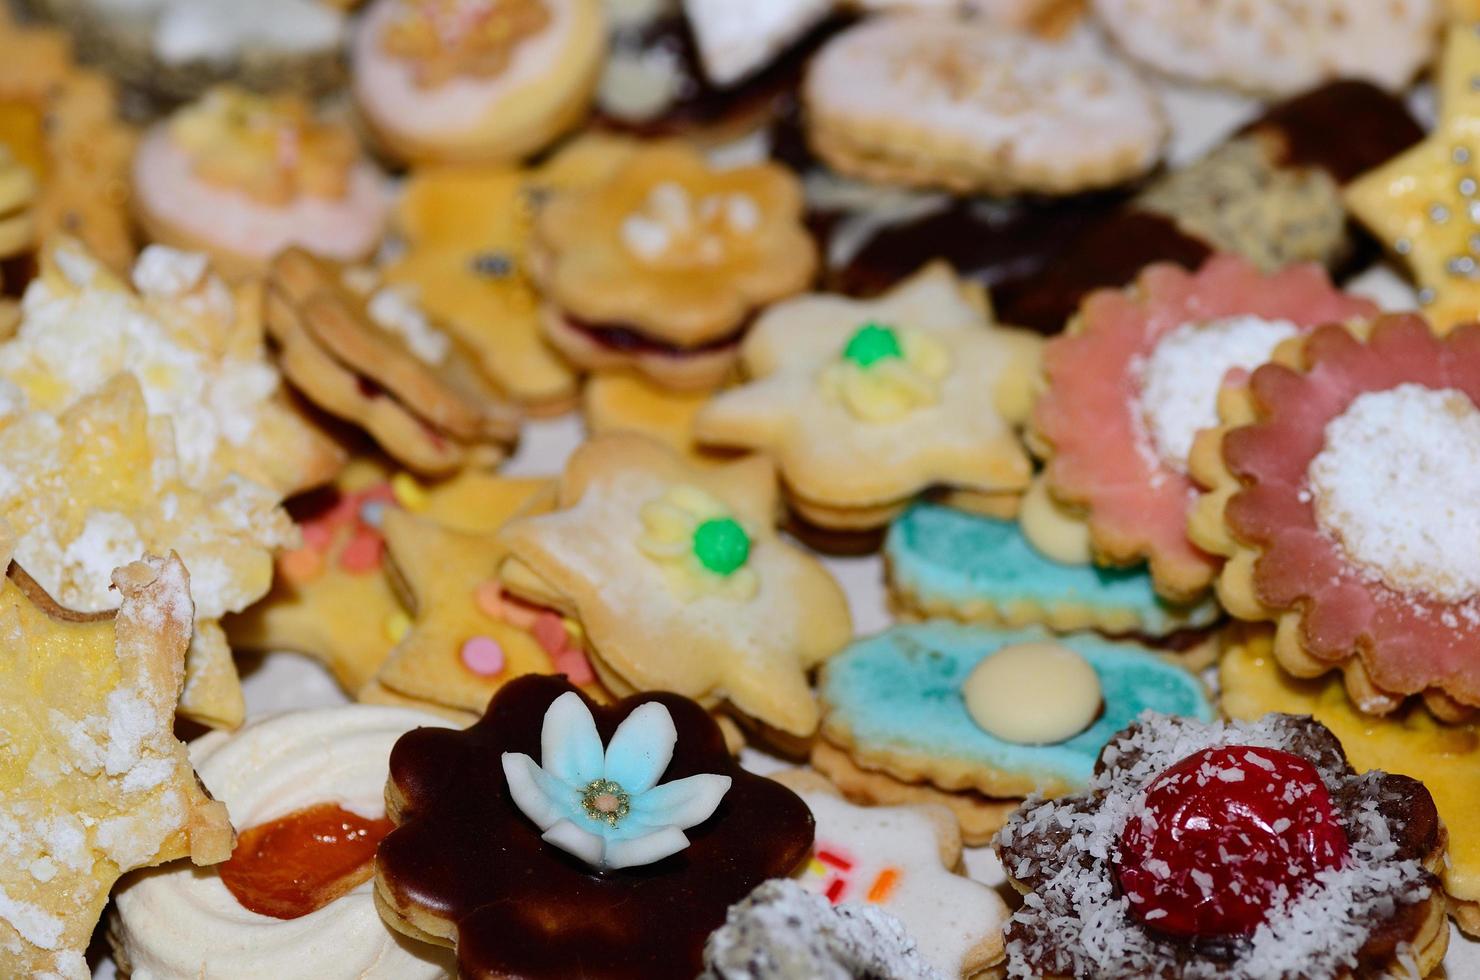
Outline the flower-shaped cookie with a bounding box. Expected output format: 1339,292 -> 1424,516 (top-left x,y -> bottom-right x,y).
1032,255 -> 1376,601
1191,315 -> 1480,720
534,140 -> 817,390
496,432 -> 851,739
374,674 -> 814,978
695,264 -> 1041,531
0,546 -> 232,978
995,713 -> 1449,979
1347,23 -> 1480,332
1220,630 -> 1480,939
386,134 -> 636,414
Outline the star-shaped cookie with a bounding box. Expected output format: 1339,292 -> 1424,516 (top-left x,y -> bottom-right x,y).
772,769 -> 1009,978
496,433 -> 852,741
1347,23 -> 1480,332
0,544 -> 232,978
694,263 -> 1041,530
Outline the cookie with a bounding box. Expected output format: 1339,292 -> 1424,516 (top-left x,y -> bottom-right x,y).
771,769 -> 1008,977
133,87 -> 391,280
886,501 -> 1222,643
0,546 -> 232,979
1190,315 -> 1480,721
803,15 -> 1165,195
0,146 -> 37,263
265,249 -> 518,475
701,879 -> 944,980
1032,255 -> 1376,602
695,264 -> 1040,532
385,133 -> 636,416
1346,24 -> 1480,334
496,433 -> 851,740
1092,0 -> 1440,97
583,371 -> 721,464
352,0 -> 606,165
996,713 -> 1450,979
817,622 -> 1214,801
374,674 -> 815,977
111,706 -> 456,980
1220,631 -> 1480,939
25,0 -> 348,104
533,140 -> 817,391
682,0 -> 832,88
0,10 -> 137,276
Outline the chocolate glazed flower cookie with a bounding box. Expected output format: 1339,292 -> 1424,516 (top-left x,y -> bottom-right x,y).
374,673 -> 815,978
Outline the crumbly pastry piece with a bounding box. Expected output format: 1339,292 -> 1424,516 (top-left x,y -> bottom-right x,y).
352,0 -> 606,165
533,140 -> 817,391
2,239 -> 343,497
1092,0 -> 1440,97
0,546 -> 232,979
387,134 -> 636,415
803,15 -> 1166,195
995,713 -> 1450,979
0,9 -> 136,273
817,621 -> 1213,802
1347,24 -> 1480,334
496,432 -> 851,739
1190,315 -> 1480,720
886,501 -> 1222,645
111,706 -> 456,980
133,87 -> 391,280
264,250 -> 517,475
375,674 -> 815,977
695,264 -> 1040,531
24,0 -> 348,103
700,879 -> 945,980
771,769 -> 1008,977
1220,631 -> 1480,939
1032,255 -> 1376,602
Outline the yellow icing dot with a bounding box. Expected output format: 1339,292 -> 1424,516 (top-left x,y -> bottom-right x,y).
962,641 -> 1102,744
391,472 -> 429,511
384,611 -> 412,643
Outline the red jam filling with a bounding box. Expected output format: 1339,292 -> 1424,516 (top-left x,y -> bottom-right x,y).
1114,745 -> 1349,938
218,803 -> 393,920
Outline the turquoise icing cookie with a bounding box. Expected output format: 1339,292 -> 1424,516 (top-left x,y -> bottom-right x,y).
818,621 -> 1214,795
885,503 -> 1220,636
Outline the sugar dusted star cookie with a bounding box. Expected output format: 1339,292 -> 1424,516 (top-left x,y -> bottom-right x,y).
1347,23 -> 1480,332
496,432 -> 851,741
0,545 -> 232,979
695,263 -> 1040,531
772,769 -> 1008,978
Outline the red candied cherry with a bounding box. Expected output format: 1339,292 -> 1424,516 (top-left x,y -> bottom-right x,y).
1115,745 -> 1349,938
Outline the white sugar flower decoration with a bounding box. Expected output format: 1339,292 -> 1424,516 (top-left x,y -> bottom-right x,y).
501,691 -> 732,870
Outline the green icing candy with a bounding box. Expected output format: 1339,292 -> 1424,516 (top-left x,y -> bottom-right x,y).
818,622 -> 1214,791
843,322 -> 904,368
693,517 -> 750,576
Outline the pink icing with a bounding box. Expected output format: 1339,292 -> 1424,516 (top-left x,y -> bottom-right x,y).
1224,317 -> 1480,705
460,635 -> 507,676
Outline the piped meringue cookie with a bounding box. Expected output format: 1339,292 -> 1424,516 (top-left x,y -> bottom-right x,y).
110,706 -> 458,980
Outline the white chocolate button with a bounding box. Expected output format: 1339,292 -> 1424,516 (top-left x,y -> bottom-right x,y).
962,641 -> 1102,744
1019,475 -> 1093,566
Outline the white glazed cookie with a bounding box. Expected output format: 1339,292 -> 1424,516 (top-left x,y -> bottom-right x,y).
111,706 -> 457,980
803,15 -> 1166,194
1092,0 -> 1441,97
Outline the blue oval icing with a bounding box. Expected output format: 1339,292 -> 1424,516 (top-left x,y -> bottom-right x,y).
885,503 -> 1220,635
819,621 -> 1215,792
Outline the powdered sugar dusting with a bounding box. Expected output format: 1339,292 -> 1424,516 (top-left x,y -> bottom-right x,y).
1136,316 -> 1298,471
1309,384 -> 1480,603
995,713 -> 1431,980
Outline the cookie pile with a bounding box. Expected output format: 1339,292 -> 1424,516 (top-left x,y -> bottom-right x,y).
0,1 -> 1476,978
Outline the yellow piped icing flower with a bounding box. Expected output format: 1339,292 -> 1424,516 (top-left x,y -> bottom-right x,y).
169,87 -> 358,206
638,484 -> 758,601
820,321 -> 951,423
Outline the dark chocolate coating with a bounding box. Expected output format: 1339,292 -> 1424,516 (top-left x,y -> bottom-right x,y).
377,675 -> 816,980
1248,79 -> 1426,184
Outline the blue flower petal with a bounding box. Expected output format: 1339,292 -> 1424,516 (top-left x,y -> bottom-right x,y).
502,752 -> 581,830
629,773 -> 731,830
541,691 -> 604,787
542,818 -> 607,867
604,827 -> 691,870
602,702 -> 676,794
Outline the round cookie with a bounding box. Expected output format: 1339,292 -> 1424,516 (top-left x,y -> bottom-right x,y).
803,15 -> 1166,195
111,706 -> 456,979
